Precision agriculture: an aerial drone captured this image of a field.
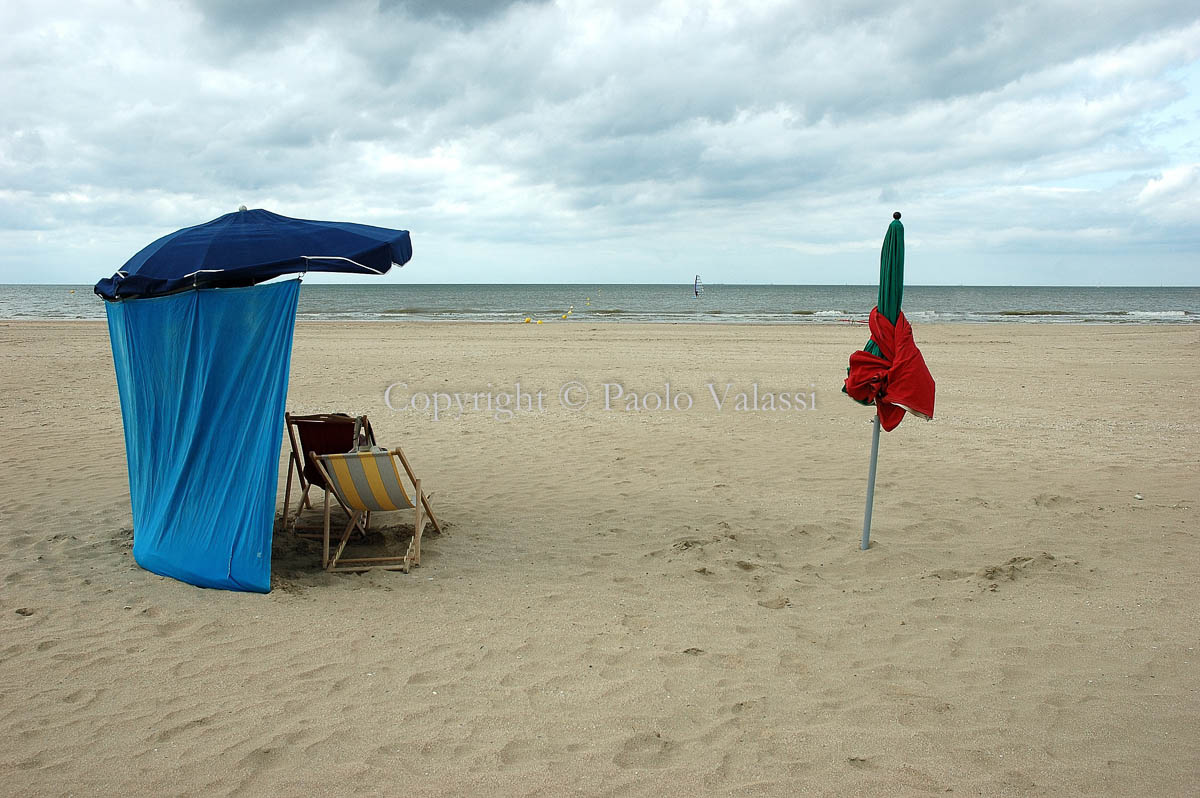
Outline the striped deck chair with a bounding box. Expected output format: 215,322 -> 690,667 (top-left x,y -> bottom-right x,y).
312,448 -> 442,573
283,412 -> 376,535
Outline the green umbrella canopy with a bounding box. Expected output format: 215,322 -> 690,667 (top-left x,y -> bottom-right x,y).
864,212 -> 904,357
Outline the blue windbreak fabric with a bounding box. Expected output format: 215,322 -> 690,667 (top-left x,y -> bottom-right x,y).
106,280 -> 301,592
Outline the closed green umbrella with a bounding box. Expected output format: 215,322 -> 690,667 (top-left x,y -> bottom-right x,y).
858,213 -> 904,548
844,211 -> 939,550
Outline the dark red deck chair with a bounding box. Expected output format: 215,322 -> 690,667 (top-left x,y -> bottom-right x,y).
282,412 -> 376,535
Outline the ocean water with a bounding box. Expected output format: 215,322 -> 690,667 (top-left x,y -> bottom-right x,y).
2,283 -> 1198,324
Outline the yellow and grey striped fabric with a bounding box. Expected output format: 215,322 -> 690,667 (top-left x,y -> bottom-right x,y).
318,451 -> 414,512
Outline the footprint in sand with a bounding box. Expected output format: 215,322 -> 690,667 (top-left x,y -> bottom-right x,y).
613,732 -> 674,769
1033,493 -> 1069,509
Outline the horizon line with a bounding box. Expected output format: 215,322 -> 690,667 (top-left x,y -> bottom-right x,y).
7,281 -> 1199,289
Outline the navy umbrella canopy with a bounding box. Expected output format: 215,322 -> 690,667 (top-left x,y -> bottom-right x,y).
95,208 -> 413,300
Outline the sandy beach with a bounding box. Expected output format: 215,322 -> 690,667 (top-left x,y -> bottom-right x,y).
1,319 -> 1197,796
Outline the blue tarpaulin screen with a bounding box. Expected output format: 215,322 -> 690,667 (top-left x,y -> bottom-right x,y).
105,279 -> 300,592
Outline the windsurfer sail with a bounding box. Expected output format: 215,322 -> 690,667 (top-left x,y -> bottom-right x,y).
694,275 -> 704,297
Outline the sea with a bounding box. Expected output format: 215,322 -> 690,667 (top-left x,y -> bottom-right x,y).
3,283 -> 1199,325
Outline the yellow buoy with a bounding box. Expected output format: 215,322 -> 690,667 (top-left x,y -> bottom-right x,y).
536,320 -> 543,324
524,317 -> 532,323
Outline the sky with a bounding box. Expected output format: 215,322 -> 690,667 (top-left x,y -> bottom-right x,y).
2,0 -> 1198,286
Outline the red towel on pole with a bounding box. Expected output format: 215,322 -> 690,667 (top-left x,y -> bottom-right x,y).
845,308 -> 935,432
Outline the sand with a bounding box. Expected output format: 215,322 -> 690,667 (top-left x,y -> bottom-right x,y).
1,320 -> 1197,796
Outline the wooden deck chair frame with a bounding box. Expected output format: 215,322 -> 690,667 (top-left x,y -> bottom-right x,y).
282,412 -> 376,536
312,448 -> 443,573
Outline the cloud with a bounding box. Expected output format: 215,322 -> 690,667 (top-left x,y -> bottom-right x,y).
383,0 -> 554,25
1137,162 -> 1200,202
0,0 -> 1198,284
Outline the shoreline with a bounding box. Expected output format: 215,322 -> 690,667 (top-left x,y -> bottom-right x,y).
6,284 -> 1199,326
3,317 -> 1199,327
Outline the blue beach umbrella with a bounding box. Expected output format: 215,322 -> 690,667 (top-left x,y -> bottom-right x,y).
96,207 -> 411,300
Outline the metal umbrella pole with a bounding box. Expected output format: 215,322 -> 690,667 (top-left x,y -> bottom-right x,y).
861,414 -> 881,549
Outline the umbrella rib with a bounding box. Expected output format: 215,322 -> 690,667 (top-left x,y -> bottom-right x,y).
177,257 -> 383,284
301,255 -> 385,274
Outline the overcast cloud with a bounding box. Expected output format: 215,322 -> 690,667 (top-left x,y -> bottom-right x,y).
2,0 -> 1197,285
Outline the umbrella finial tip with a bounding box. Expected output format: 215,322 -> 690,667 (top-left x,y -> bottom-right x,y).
238,205 -> 247,212
893,211 -> 901,220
